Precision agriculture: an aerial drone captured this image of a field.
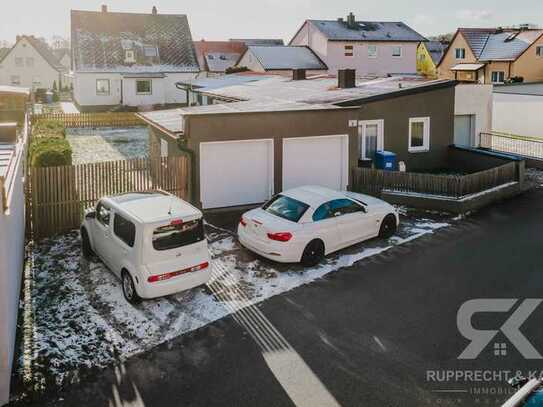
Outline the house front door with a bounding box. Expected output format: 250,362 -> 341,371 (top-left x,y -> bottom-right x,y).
359,120 -> 384,160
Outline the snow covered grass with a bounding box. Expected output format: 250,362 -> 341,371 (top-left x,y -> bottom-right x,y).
15,210 -> 454,394
66,127 -> 149,164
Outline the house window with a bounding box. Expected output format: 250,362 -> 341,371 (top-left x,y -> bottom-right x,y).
136,80 -> 152,95
344,45 -> 354,57
392,46 -> 402,57
10,75 -> 20,85
26,57 -> 34,67
359,120 -> 384,160
455,48 -> 466,59
491,71 -> 505,84
15,57 -> 23,67
408,117 -> 430,152
144,47 -> 158,57
125,50 -> 136,63
368,45 -> 378,58
536,46 -> 543,57
96,79 -> 110,95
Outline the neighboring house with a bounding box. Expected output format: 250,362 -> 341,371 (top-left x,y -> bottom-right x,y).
438,27 -> 543,84
0,119 -> 26,407
193,40 -> 247,74
289,12 -> 427,76
230,39 -> 285,46
236,46 -> 328,74
493,82 -> 543,138
71,5 -> 200,112
139,73 -> 458,209
0,35 -> 66,90
417,41 -> 446,78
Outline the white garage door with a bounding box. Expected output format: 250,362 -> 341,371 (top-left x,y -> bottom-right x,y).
283,135 -> 349,191
200,139 -> 274,209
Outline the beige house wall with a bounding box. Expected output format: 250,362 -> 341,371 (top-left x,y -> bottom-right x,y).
484,61 -> 512,84
438,32 -> 478,80
511,35 -> 543,82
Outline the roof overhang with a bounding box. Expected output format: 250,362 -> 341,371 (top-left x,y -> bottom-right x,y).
450,63 -> 486,71
122,73 -> 167,79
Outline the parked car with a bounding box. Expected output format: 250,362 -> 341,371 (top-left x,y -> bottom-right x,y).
502,377 -> 543,406
238,185 -> 399,266
81,191 -> 211,304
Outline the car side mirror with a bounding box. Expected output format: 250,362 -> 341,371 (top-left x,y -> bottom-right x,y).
85,211 -> 96,220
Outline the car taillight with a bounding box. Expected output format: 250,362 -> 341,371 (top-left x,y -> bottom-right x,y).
267,232 -> 292,242
239,217 -> 247,227
147,262 -> 209,283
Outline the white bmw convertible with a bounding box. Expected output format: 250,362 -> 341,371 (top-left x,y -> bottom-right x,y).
238,186 -> 399,266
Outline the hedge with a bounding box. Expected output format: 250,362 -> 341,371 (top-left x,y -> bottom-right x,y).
32,119 -> 66,138
29,137 -> 72,167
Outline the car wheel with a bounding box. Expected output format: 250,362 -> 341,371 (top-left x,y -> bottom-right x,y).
122,270 -> 142,305
301,240 -> 325,267
81,228 -> 94,260
379,214 -> 397,239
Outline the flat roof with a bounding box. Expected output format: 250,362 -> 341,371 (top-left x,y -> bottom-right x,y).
494,82 -> 543,96
0,85 -> 30,96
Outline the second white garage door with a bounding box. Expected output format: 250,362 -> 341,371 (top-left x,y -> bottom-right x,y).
200,139 -> 274,209
283,135 -> 349,191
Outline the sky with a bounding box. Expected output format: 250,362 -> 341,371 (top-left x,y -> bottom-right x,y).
1,0 -> 542,44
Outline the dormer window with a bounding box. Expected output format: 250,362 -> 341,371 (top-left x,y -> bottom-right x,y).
125,50 -> 136,63
144,47 -> 158,57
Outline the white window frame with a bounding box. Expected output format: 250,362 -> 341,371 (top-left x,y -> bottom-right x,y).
136,79 -> 152,95
392,46 -> 402,58
368,45 -> 378,58
536,46 -> 543,57
408,117 -> 430,153
491,71 -> 505,84
455,48 -> 466,60
144,46 -> 158,57
358,120 -> 384,160
125,50 -> 136,63
344,44 -> 354,57
96,79 -> 111,96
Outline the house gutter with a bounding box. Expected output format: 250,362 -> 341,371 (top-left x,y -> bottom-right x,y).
176,138 -> 196,205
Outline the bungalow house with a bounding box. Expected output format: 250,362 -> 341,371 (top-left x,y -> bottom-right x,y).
71,5 -> 200,112
193,40 -> 247,74
0,35 -> 66,90
289,12 -> 427,76
438,27 -> 543,84
139,72 -> 459,209
417,41 -> 446,78
236,46 -> 328,74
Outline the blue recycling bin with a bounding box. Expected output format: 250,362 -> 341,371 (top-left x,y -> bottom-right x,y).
374,151 -> 397,171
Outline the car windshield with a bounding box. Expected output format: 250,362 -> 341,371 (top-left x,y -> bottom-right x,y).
262,195 -> 309,223
152,219 -> 205,251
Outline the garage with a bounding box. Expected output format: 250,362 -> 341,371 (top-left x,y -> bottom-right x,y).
282,135 -> 349,191
199,139 -> 274,209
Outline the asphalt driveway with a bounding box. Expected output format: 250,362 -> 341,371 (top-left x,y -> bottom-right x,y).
11,186 -> 543,406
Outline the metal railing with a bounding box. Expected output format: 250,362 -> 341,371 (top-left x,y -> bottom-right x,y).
480,132 -> 543,160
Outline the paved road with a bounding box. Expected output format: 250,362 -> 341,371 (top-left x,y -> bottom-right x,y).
14,189 -> 543,407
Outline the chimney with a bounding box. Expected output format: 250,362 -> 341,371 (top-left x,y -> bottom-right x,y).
101,4 -> 108,13
152,6 -> 157,15
293,69 -> 306,81
338,69 -> 356,89
346,12 -> 356,29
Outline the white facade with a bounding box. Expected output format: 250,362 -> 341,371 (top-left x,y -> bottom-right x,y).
290,21 -> 419,76
454,84 -> 493,146
0,141 -> 25,406
74,72 -> 197,110
0,37 -> 61,90
493,92 -> 543,139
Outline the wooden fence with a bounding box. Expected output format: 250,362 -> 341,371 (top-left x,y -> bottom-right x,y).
27,156 -> 189,239
30,112 -> 143,128
352,162 -> 518,199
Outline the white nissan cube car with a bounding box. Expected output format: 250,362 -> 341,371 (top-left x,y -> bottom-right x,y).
238,186 -> 399,266
81,191 -> 211,304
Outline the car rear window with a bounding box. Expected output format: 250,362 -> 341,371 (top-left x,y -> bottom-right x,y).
262,195 -> 309,223
152,219 -> 205,251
